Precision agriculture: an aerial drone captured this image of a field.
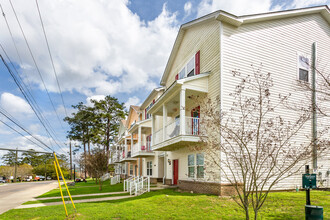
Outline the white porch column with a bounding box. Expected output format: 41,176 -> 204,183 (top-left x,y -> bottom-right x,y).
138,126 -> 142,151
180,88 -> 186,135
151,114 -> 155,146
124,139 -> 127,157
130,134 -> 133,158
162,104 -> 167,141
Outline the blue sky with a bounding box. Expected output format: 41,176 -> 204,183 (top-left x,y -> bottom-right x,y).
0,0 -> 329,160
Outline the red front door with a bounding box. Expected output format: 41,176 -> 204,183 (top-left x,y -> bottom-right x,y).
173,159 -> 179,185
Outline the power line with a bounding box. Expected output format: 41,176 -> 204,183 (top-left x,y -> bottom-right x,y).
0,44 -> 66,149
0,109 -> 53,152
35,0 -> 68,118
0,54 -> 65,153
0,118 -> 51,153
8,0 -> 65,129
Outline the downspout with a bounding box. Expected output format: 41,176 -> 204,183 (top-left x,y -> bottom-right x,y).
311,42 -> 317,171
219,21 -> 223,195
163,151 -> 167,185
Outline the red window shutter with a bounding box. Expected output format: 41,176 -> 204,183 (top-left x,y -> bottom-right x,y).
175,74 -> 179,80
153,99 -> 155,104
195,50 -> 200,75
145,109 -> 147,119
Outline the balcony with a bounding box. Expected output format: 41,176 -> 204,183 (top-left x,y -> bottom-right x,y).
120,150 -> 137,162
153,117 -> 201,151
148,73 -> 209,151
131,141 -> 154,158
110,150 -> 121,164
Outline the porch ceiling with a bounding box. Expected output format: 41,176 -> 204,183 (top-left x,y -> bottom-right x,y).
148,73 -> 210,116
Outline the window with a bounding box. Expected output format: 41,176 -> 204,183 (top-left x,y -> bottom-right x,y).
188,153 -> 204,179
147,161 -> 152,176
196,153 -> 204,178
188,154 -> 195,178
130,164 -> 133,175
178,56 -> 195,80
145,101 -> 154,119
122,165 -> 126,174
298,54 -> 310,82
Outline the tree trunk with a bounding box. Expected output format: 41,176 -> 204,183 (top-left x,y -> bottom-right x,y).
87,127 -> 90,154
83,130 -> 87,179
99,179 -> 103,191
245,207 -> 250,220
254,209 -> 258,220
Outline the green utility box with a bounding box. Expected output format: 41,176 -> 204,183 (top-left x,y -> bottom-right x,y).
305,205 -> 323,220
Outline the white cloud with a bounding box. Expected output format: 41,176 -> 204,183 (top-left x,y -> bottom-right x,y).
197,0 -> 273,17
86,95 -> 106,107
184,2 -> 193,17
196,0 -> 329,17
124,96 -> 141,109
0,92 -> 33,116
0,0 -> 179,98
290,0 -> 329,8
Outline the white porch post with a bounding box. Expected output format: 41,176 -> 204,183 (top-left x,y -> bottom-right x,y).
162,104 -> 167,141
180,88 -> 186,135
124,139 -> 127,158
138,126 -> 142,151
130,134 -> 133,158
151,114 -> 155,146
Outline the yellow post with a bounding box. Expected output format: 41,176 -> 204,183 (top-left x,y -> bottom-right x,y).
53,152 -> 76,210
54,160 -> 68,217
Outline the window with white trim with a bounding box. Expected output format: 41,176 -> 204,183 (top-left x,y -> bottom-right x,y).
178,56 -> 195,80
130,164 -> 133,175
298,53 -> 310,82
147,161 -> 152,176
188,153 -> 204,179
188,154 -> 195,178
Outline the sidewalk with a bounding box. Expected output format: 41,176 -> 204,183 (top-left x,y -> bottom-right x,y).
15,194 -> 133,209
36,191 -> 126,200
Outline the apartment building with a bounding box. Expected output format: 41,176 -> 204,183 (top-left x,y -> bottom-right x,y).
113,6 -> 330,195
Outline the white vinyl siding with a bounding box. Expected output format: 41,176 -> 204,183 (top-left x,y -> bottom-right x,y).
221,14 -> 330,189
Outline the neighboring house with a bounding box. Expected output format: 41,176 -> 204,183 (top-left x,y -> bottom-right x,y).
113,6 -> 330,195
129,87 -> 165,183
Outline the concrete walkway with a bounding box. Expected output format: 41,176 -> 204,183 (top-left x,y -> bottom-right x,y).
15,194 -> 133,209
36,191 -> 127,200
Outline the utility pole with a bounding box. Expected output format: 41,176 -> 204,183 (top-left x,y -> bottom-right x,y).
70,142 -> 72,180
14,148 -> 18,183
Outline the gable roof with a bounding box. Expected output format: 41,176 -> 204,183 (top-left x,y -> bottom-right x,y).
125,105 -> 141,128
160,5 -> 330,86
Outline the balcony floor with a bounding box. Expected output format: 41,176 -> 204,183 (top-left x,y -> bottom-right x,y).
131,151 -> 155,158
152,135 -> 202,151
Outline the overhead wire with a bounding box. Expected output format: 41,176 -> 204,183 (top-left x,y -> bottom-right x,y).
35,0 -> 68,118
0,54 -> 66,154
0,118 -> 51,153
0,44 -> 65,146
0,109 -> 53,152
8,0 -> 65,129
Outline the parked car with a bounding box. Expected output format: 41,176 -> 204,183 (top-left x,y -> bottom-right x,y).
0,179 -> 6,183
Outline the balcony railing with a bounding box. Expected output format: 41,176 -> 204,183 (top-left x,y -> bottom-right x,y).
154,117 -> 200,145
132,141 -> 153,156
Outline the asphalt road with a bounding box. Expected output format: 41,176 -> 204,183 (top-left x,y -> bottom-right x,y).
0,181 -> 58,214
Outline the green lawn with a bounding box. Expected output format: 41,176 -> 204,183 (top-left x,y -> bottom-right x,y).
38,179 -> 124,198
1,189 -> 329,219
